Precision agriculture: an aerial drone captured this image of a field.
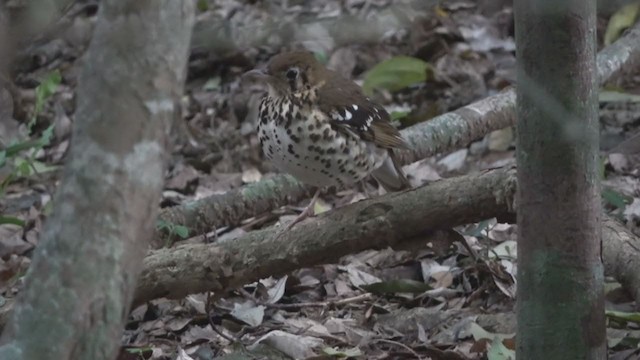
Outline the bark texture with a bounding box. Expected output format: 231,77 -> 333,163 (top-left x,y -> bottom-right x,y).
514,1 -> 605,358
137,167 -> 517,306
138,168 -> 640,309
597,19 -> 640,85
156,20 -> 640,247
0,2 -> 194,360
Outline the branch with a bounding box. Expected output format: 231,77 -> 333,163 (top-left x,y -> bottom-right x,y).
137,167 -> 517,306
138,166 -> 640,308
156,20 -> 640,247
597,20 -> 640,85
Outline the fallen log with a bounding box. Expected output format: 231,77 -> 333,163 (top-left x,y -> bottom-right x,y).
136,167 -> 640,310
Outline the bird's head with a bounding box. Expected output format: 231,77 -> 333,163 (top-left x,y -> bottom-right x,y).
241,50 -> 326,98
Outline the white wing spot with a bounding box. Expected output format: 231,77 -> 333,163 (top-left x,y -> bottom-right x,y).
344,110 -> 353,120
352,105 -> 359,111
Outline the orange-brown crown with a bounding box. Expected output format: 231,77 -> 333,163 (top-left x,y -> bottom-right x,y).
242,51 -> 328,96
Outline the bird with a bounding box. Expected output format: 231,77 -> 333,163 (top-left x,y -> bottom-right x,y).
241,50 -> 411,232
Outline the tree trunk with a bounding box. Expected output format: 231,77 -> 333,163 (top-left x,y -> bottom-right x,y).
0,1 -> 194,360
514,1 -> 605,359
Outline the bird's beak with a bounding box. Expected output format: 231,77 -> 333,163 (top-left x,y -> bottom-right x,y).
241,68 -> 270,87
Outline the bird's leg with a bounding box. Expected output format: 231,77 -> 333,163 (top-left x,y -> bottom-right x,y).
281,188 -> 322,232
271,188 -> 322,241
360,180 -> 374,199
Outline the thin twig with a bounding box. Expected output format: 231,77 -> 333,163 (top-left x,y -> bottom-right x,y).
373,338 -> 422,360
239,288 -> 374,310
205,292 -> 241,344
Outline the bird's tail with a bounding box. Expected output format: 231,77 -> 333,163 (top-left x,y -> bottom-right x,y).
372,150 -> 411,192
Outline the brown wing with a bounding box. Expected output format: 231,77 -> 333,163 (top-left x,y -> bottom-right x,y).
318,70 -> 410,150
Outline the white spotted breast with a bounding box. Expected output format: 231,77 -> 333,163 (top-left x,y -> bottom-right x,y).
257,97 -> 388,188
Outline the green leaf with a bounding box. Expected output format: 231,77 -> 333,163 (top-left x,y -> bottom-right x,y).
390,111 -> 410,121
156,219 -> 189,239
15,158 -> 33,177
606,310 -> 640,323
196,0 -> 208,12
0,215 -> 25,227
313,198 -> 331,215
0,150 -> 5,168
31,70 -> 62,131
156,219 -> 170,231
0,172 -> 14,196
609,334 -> 640,350
322,346 -> 363,357
173,225 -> 190,239
29,159 -> 59,174
363,56 -> 431,96
599,90 -> 640,103
469,323 -> 514,342
362,279 -> 431,294
4,139 -> 43,157
203,76 -> 221,91
604,3 -> 640,45
487,337 -> 515,360
42,199 -> 54,216
602,187 -> 631,210
39,124 -> 55,147
124,346 -> 152,355
463,219 -> 492,237
313,51 -> 328,65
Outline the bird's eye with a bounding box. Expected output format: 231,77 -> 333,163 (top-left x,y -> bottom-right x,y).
286,68 -> 298,80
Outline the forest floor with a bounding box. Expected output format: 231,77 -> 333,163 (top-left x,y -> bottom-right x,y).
2,0 -> 640,359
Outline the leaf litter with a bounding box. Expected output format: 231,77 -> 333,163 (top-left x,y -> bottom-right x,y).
1,0 -> 639,359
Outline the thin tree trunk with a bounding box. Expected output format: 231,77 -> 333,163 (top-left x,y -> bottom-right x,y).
0,1 -> 194,360
514,1 -> 605,358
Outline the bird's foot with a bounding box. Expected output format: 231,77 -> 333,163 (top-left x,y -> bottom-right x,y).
271,189 -> 321,240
